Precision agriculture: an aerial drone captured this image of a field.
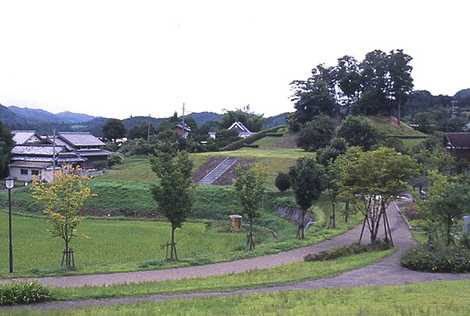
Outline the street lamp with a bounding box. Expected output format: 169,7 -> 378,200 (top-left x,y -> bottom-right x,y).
4,176 -> 15,273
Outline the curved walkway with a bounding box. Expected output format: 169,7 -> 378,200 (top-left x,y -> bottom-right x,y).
5,202 -> 470,311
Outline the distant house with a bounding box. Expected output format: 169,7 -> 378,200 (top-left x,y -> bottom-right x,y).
445,132 -> 470,161
175,122 -> 191,139
227,121 -> 254,138
9,131 -> 111,183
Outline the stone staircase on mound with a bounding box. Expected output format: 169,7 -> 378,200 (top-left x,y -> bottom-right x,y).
198,158 -> 239,185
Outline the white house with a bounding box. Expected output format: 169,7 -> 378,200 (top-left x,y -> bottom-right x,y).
227,121 -> 255,138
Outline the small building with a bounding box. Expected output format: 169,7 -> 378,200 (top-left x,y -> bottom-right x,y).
176,122 -> 191,139
445,133 -> 470,161
227,121 -> 254,138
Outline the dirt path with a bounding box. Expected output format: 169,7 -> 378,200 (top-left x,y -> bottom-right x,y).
4,202 -> 470,311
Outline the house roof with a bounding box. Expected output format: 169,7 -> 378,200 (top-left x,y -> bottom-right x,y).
76,148 -> 112,157
58,132 -> 105,147
11,130 -> 39,145
9,161 -> 52,169
446,133 -> 470,150
12,145 -> 66,156
45,136 -> 74,150
228,121 -> 252,134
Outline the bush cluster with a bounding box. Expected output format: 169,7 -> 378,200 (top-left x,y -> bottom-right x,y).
221,126 -> 285,151
272,196 -> 297,209
304,241 -> 392,262
401,245 -> 470,273
275,172 -> 291,192
0,282 -> 51,305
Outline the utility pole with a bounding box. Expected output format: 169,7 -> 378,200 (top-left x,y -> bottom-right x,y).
182,102 -> 186,125
52,128 -> 57,181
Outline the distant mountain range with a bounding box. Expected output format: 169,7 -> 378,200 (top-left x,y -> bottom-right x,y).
0,104 -> 289,136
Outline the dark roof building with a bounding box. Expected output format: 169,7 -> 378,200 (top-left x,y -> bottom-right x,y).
445,133 -> 470,160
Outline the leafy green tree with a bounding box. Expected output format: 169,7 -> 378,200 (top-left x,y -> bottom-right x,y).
289,158 -> 326,239
387,49 -> 414,125
127,123 -> 157,140
296,115 -> 336,151
419,172 -> 470,245
336,55 -> 362,114
234,165 -> 266,250
275,172 -> 291,192
103,119 -> 126,142
32,169 -> 92,270
337,116 -> 381,150
337,147 -> 418,244
291,65 -> 339,123
0,122 -> 14,178
150,143 -> 193,261
221,108 -> 264,132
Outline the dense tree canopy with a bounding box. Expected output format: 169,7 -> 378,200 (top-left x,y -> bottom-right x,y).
221,108 -> 264,132
291,49 -> 414,126
296,115 -> 336,151
102,119 -> 126,142
337,116 -> 381,150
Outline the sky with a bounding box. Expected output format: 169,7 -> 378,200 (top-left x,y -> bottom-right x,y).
0,0 -> 469,119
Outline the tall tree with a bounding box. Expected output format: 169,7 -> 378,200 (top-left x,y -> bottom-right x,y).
289,158 -> 326,239
387,49 -> 414,125
234,165 -> 266,250
102,118 -> 126,142
336,55 -> 362,115
0,122 -> 14,178
150,142 -> 193,261
32,169 -> 92,271
291,65 -> 339,123
221,108 -> 264,132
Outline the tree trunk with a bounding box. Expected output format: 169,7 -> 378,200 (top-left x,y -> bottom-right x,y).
344,200 -> 350,223
447,216 -> 452,246
297,209 -> 305,240
329,201 -> 336,229
170,225 -> 178,261
247,216 -> 255,250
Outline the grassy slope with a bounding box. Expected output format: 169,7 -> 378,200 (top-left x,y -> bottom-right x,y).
10,280 -> 470,315
367,116 -> 426,137
53,250 -> 393,300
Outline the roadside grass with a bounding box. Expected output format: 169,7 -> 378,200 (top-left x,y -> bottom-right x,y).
51,249 -> 393,301
9,280 -> 470,315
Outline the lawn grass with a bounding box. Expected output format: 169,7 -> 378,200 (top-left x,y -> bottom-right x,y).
9,280 -> 470,315
367,116 -> 427,137
51,249 -> 393,301
0,212 -> 245,276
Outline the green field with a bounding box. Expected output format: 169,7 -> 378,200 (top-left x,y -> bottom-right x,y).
8,280 -> 470,315
0,212 -> 246,276
367,116 -> 426,137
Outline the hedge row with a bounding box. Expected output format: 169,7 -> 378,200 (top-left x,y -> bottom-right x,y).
221,126 -> 286,151
304,241 -> 392,262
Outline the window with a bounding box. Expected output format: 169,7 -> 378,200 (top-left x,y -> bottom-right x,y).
20,169 -> 28,175
31,170 -> 40,176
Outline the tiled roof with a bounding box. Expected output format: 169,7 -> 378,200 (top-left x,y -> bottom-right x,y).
446,133 -> 470,149
9,161 -> 52,169
45,136 -> 74,150
12,145 -> 66,156
12,130 -> 38,145
58,132 -> 105,147
76,148 -> 112,157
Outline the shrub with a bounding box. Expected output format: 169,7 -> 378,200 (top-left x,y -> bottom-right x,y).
108,153 -> 124,167
404,203 -> 422,220
304,241 -> 392,262
0,282 -> 51,305
275,172 -> 291,192
273,196 -> 297,209
401,245 -> 470,273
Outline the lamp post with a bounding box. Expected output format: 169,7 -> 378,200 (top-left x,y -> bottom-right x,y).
4,176 -> 15,273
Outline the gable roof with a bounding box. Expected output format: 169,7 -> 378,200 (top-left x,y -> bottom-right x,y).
228,121 -> 252,134
446,133 -> 470,149
12,145 -> 66,156
58,132 -> 105,147
11,130 -> 40,145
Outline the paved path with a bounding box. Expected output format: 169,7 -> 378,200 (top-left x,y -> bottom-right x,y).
4,202 -> 470,311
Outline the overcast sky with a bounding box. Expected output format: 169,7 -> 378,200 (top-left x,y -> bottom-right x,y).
0,0 -> 468,119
